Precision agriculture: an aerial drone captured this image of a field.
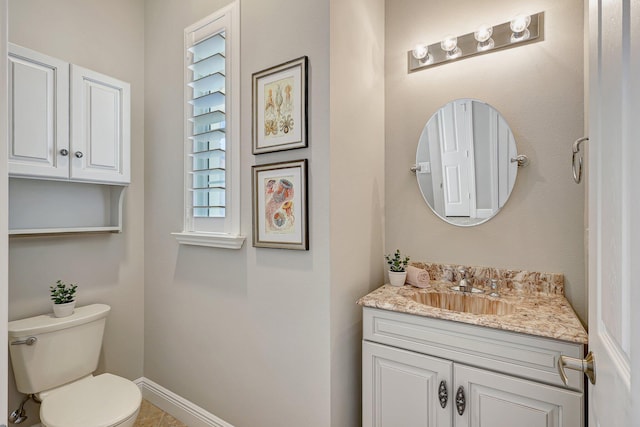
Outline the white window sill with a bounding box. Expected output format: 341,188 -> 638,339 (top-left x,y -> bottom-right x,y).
172,232 -> 246,249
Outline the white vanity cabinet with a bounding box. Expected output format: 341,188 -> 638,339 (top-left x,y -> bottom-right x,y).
8,44 -> 130,184
363,307 -> 584,427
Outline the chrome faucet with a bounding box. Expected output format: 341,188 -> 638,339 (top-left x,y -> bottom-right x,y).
450,267 -> 483,293
458,267 -> 472,292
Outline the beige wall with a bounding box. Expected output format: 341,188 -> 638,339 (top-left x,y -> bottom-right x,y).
329,0 -> 385,425
385,0 -> 587,322
146,0 -> 387,424
144,1 -> 333,426
7,0 -> 146,419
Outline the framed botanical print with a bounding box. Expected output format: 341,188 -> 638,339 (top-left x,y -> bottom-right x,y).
252,159 -> 308,250
252,56 -> 308,154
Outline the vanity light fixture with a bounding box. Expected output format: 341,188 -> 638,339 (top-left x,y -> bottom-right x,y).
408,12 -> 543,73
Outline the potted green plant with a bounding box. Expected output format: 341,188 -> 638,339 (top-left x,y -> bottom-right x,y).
50,280 -> 78,318
384,249 -> 410,286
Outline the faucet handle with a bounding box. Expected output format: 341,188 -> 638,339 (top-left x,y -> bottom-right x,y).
458,267 -> 467,277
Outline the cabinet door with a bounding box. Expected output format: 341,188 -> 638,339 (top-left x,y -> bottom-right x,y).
454,364 -> 583,427
8,44 -> 69,178
70,65 -> 130,184
363,341 -> 453,427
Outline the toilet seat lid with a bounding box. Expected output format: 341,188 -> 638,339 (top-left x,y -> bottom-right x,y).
41,373 -> 141,427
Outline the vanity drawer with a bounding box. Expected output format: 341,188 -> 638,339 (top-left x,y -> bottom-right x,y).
363,307 -> 584,391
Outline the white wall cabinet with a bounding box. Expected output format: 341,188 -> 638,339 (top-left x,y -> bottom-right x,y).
362,308 -> 584,427
7,44 -> 130,234
8,44 -> 130,184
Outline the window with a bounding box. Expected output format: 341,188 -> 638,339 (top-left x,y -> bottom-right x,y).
173,1 -> 244,249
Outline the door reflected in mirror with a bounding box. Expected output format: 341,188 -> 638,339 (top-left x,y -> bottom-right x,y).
416,99 -> 518,226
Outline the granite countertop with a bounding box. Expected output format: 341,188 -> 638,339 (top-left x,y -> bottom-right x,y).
357,282 -> 588,344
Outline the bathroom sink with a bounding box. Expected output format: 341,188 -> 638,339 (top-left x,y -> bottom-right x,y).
410,292 -> 516,316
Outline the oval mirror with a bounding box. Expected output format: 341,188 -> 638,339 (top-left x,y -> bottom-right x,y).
416,99 -> 518,226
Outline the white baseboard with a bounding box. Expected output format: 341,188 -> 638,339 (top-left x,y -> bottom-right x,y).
134,377 -> 234,427
476,208 -> 493,219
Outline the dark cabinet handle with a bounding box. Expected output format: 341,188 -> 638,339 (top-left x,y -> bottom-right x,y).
75,151 -> 84,158
455,386 -> 466,415
59,149 -> 69,156
438,380 -> 448,408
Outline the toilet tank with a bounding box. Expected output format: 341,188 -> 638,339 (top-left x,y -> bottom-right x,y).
8,304 -> 111,394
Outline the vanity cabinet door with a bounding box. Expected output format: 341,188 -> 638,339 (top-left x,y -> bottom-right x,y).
70,65 -> 130,184
8,44 -> 69,179
454,364 -> 583,427
363,341 -> 453,427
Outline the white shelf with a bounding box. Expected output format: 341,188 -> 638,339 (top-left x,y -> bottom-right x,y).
9,226 -> 121,236
9,178 -> 126,236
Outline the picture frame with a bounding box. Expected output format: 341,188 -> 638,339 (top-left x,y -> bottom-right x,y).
252,159 -> 308,250
252,56 -> 308,154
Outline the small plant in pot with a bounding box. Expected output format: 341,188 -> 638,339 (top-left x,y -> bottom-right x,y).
384,249 -> 410,286
50,280 -> 78,318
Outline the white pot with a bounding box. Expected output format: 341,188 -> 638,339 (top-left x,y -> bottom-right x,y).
388,271 -> 407,287
53,301 -> 76,318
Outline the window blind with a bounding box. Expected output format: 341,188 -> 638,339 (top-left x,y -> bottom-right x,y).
187,32 -> 226,218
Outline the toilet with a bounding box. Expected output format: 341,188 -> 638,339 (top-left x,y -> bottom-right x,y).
8,304 -> 142,427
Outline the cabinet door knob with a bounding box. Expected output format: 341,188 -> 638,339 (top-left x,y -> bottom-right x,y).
438,380 -> 448,408
75,151 -> 84,158
59,149 -> 69,156
455,386 -> 466,415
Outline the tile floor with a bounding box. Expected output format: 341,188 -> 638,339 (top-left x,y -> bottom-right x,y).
133,399 -> 188,427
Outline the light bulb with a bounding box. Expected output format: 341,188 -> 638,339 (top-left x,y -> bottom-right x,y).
474,24 -> 495,51
440,35 -> 457,52
412,43 -> 429,61
510,14 -> 531,33
510,14 -> 531,42
474,24 -> 493,43
440,35 -> 461,59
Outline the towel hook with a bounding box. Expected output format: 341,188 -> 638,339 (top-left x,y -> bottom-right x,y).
572,137 -> 588,184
